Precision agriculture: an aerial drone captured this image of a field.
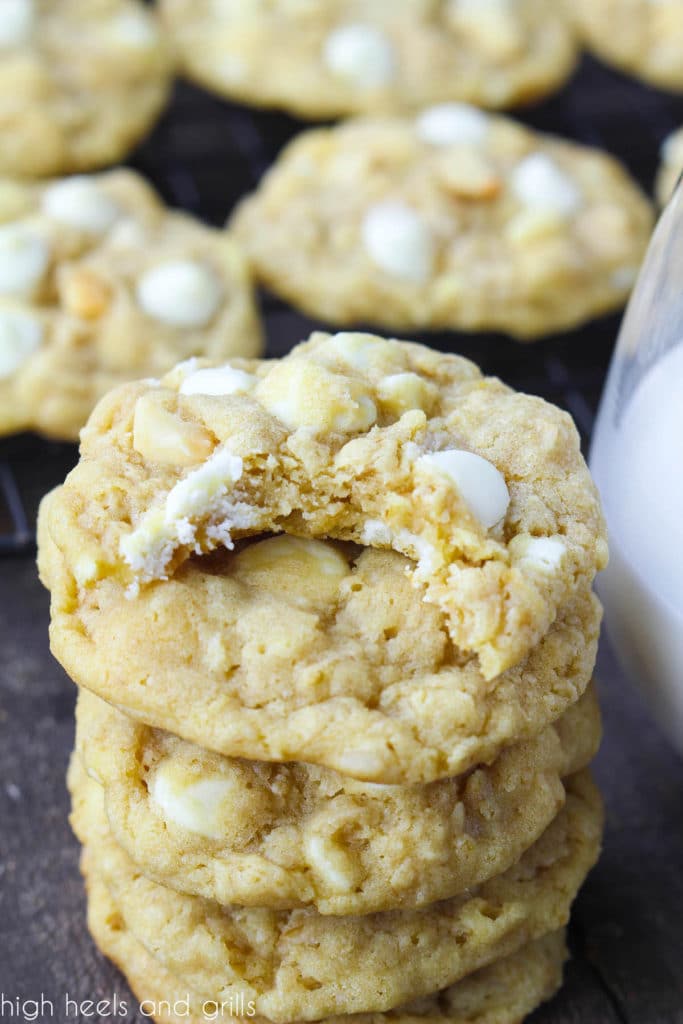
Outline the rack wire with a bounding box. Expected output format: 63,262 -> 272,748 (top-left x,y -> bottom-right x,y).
3,54 -> 683,554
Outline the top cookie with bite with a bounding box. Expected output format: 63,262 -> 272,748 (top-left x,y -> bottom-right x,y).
43,331 -> 607,683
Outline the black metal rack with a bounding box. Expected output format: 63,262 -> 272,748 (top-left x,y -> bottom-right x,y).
3,53 -> 683,555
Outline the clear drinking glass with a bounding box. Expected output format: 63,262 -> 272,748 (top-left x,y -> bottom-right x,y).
590,180 -> 683,755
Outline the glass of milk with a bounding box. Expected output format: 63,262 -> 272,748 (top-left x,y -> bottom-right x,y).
590,180 -> 683,755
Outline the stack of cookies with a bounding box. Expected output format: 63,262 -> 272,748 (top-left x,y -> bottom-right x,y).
38,331 -> 606,1024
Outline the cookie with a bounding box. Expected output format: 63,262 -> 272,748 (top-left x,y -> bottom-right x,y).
0,170 -> 262,440
656,128 -> 683,206
42,508 -> 600,785
231,111 -> 653,339
39,345 -> 604,785
70,761 -> 601,1023
574,0 -> 683,93
0,0 -> 172,178
159,1 -> 578,119
39,331 -> 606,688
75,684 -> 601,915
84,865 -> 568,1024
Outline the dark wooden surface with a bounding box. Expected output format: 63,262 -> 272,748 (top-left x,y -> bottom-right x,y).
2,54 -> 683,1024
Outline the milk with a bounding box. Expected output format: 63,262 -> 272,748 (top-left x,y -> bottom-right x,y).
591,343 -> 683,754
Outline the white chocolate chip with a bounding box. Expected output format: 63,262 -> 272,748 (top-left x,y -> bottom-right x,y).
0,308 -> 42,378
0,0 -> 34,49
164,447 -> 243,522
362,202 -> 435,283
418,449 -> 510,529
137,261 -> 223,328
133,394 -> 214,467
360,519 -> 392,546
180,366 -> 256,397
0,224 -> 49,295
335,749 -> 388,780
511,154 -> 582,217
610,266 -> 639,291
120,446 -> 246,580
661,129 -> 683,164
110,10 -> 159,48
73,554 -> 101,588
233,536 -> 349,607
395,528 -> 441,575
256,360 -> 377,433
171,356 -> 200,379
323,24 -> 395,89
416,104 -> 489,147
216,54 -> 248,83
509,534 -> 566,572
235,535 -> 348,578
324,332 -> 390,371
42,178 -> 121,234
150,762 -> 234,840
305,834 -> 360,891
377,372 -> 438,415
108,217 -> 147,249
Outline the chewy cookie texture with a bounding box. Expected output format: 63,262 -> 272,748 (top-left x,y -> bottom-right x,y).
70,761 -> 602,1023
0,169 -> 262,440
40,332 -> 606,781
84,866 -> 569,1024
231,108 -> 653,339
40,333 -> 607,1023
0,0 -> 172,178
75,684 -> 601,915
158,0 -> 578,118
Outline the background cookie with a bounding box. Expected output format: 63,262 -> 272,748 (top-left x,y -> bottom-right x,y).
70,762 -> 602,1023
574,0 -> 683,93
0,0 -> 172,178
231,110 -> 653,339
159,0 -> 577,119
75,685 -> 601,915
84,866 -> 569,1024
0,170 -> 262,440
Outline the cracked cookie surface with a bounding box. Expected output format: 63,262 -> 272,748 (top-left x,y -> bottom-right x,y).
75,685 -> 600,915
39,334 -> 604,782
71,761 -> 601,1023
231,112 -> 653,339
0,169 -> 262,440
39,344 -> 605,781
38,332 -> 606,687
0,0 -> 172,178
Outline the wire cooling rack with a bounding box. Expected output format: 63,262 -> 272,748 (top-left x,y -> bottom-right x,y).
3,54 -> 683,553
